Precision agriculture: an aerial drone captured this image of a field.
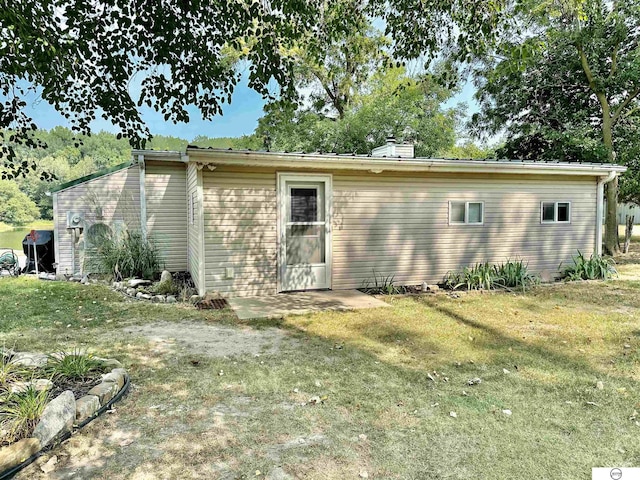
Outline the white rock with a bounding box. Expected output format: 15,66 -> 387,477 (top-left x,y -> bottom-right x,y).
449,411 -> 457,418
359,471 -> 369,479
166,295 -> 177,303
11,352 -> 48,368
160,270 -> 172,283
596,381 -> 604,390
40,455 -> 58,473
503,368 -> 510,374
33,391 -> 76,447
128,278 -> 151,288
358,434 -> 367,441
502,409 -> 512,416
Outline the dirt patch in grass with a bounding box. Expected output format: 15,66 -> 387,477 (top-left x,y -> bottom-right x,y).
122,321 -> 300,358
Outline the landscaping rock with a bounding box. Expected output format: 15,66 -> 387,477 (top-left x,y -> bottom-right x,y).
102,368 -> 128,390
75,395 -> 100,423
113,281 -> 123,290
10,352 -> 48,368
33,391 -> 76,447
152,295 -> 166,303
87,382 -> 120,406
40,455 -> 58,473
190,295 -> 200,303
95,357 -> 123,369
128,278 -> 151,288
10,379 -> 53,393
80,274 -> 90,285
160,270 -> 172,283
0,437 -> 41,471
139,293 -> 152,300
166,295 -> 177,303
126,288 -> 136,296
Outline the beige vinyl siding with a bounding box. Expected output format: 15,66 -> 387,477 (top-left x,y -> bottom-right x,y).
203,167 -> 277,297
200,167 -> 597,297
145,161 -> 188,271
55,165 -> 141,275
187,163 -> 202,293
331,172 -> 596,287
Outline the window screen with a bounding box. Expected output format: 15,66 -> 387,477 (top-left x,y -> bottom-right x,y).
450,202 -> 466,223
468,203 -> 483,224
450,201 -> 483,224
290,188 -> 318,222
557,202 -> 570,222
542,202 -> 555,222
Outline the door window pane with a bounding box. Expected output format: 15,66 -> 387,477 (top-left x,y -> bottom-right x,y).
450,202 -> 466,223
468,202 -> 483,223
290,188 -> 318,222
286,225 -> 325,265
542,202 -> 556,222
557,202 -> 570,222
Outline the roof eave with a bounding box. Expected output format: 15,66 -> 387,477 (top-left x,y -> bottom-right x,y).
186,150 -> 627,177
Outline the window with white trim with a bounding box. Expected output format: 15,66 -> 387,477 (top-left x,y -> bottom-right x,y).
189,192 -> 195,225
449,201 -> 484,225
541,201 -> 570,223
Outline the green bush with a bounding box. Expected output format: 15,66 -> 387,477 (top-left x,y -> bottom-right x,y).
560,251 -> 617,281
97,230 -> 161,280
444,260 -> 539,291
47,350 -> 104,381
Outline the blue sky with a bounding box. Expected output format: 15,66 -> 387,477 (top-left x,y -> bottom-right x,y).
22,76 -> 479,142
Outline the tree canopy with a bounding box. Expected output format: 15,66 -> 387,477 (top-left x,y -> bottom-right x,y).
0,180 -> 39,225
256,67 -> 463,156
471,0 -> 640,253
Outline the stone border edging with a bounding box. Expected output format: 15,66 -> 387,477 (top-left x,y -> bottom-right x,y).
0,368 -> 130,479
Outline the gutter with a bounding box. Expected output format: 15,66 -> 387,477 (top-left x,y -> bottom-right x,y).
596,170 -> 618,256
187,150 -> 627,177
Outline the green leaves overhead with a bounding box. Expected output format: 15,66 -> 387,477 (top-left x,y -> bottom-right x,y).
0,0 -> 339,175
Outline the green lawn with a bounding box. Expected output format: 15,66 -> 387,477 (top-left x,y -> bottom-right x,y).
1,263 -> 639,479
0,220 -> 54,251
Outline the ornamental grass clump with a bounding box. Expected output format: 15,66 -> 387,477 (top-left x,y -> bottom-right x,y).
97,230 -> 161,280
0,387 -> 49,446
47,350 -> 104,382
444,260 -> 539,291
560,251 -> 617,281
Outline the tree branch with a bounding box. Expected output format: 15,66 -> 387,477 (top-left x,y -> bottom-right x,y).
612,86 -> 640,124
577,44 -> 610,114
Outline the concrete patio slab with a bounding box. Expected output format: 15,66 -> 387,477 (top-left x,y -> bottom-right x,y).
228,290 -> 390,320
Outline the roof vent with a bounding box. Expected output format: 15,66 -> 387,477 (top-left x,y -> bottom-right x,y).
372,135 -> 415,158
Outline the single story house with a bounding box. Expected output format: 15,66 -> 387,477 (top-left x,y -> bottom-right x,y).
52,139 -> 626,297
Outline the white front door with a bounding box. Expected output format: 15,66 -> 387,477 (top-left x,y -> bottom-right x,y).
278,173 -> 332,292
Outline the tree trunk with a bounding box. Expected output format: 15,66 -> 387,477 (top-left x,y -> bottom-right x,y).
623,215 -> 634,254
602,115 -> 620,255
604,176 -> 620,255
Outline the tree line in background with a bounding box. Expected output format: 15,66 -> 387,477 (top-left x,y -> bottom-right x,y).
2,0 -> 640,253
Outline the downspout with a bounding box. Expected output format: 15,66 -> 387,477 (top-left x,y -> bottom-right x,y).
596,171 -> 617,256
138,154 -> 147,241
